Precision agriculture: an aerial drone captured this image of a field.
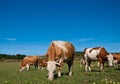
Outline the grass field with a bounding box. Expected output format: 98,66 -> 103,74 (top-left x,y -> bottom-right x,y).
0,60 -> 120,84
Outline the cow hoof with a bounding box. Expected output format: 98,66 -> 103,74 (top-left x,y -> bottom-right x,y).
58,76 -> 61,78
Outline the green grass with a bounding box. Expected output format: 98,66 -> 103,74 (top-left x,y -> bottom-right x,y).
0,61 -> 120,84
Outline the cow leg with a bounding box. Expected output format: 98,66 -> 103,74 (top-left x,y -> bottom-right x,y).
57,57 -> 64,77
113,60 -> 118,68
85,60 -> 88,71
26,64 -> 30,71
97,62 -> 100,67
68,54 -> 74,76
99,61 -> 104,71
88,61 -> 91,71
67,61 -> 73,76
58,61 -> 63,77
100,63 -> 104,71
85,64 -> 88,71
58,66 -> 62,77
34,63 -> 38,69
85,60 -> 91,71
68,64 -> 72,76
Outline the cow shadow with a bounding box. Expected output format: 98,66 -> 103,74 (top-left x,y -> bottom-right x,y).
114,67 -> 120,70
91,70 -> 100,72
54,72 -> 70,80
81,69 -> 101,72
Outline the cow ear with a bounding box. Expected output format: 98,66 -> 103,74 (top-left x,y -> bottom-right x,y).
50,43 -> 54,48
55,62 -> 62,67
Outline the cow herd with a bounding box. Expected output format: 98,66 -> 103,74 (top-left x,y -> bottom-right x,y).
19,40 -> 120,80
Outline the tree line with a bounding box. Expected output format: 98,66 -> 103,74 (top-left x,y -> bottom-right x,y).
0,54 -> 26,61
0,52 -> 83,60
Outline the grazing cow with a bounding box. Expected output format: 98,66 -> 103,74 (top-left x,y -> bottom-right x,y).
112,54 -> 120,67
20,56 -> 39,72
46,40 -> 75,80
39,58 -> 48,70
83,47 -> 113,71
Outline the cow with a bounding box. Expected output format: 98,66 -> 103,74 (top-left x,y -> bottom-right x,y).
46,40 -> 75,80
83,47 -> 113,72
39,58 -> 48,70
20,56 -> 39,72
112,54 -> 120,67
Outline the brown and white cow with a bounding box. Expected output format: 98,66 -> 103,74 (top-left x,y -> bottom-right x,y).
20,56 -> 39,72
112,54 -> 120,67
46,40 -> 75,80
39,58 -> 48,70
83,47 -> 113,71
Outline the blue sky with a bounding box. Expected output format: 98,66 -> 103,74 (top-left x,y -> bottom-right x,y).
0,0 -> 120,55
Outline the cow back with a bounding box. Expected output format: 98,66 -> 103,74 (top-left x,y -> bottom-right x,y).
21,56 -> 39,66
46,41 -> 75,61
99,47 -> 109,58
84,47 -> 109,61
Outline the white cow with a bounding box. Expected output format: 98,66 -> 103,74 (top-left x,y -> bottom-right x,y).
83,47 -> 113,71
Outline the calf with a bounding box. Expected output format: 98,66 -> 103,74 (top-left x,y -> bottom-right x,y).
39,58 -> 48,70
20,56 -> 39,72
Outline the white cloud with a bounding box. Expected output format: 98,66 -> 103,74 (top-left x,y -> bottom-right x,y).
4,38 -> 16,41
78,38 -> 94,42
73,38 -> 94,43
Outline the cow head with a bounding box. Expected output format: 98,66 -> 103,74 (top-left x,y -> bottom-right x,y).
19,66 -> 26,72
107,54 -> 113,67
80,59 -> 86,65
46,61 -> 61,80
19,66 -> 22,72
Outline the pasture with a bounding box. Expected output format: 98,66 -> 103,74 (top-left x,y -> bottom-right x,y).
0,60 -> 120,84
